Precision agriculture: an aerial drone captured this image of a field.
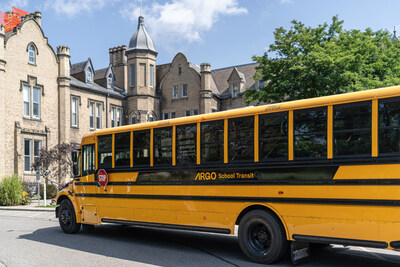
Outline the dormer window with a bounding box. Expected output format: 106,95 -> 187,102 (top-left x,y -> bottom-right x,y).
28,45 -> 36,64
86,67 -> 93,83
231,83 -> 239,98
107,73 -> 113,89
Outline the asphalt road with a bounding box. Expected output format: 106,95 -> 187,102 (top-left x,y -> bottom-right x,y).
0,210 -> 400,267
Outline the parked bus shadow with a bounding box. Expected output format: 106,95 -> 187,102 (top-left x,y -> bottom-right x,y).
19,224 -> 400,267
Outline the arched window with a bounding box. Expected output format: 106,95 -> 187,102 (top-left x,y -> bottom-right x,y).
28,45 -> 36,64
86,67 -> 93,83
107,73 -> 113,89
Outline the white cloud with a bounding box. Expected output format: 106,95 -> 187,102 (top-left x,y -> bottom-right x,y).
43,0 -> 106,18
121,0 -> 247,46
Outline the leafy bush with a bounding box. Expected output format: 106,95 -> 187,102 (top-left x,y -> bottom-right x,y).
40,183 -> 58,199
0,175 -> 23,206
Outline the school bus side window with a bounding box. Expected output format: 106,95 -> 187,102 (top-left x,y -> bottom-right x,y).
82,144 -> 95,175
115,132 -> 131,167
98,135 -> 112,168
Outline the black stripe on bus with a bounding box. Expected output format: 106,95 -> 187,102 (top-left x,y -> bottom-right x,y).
293,234 -> 388,249
74,179 -> 400,186
74,193 -> 400,207
389,241 -> 400,249
101,218 -> 231,234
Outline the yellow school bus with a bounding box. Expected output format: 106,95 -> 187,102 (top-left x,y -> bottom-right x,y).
56,85 -> 400,264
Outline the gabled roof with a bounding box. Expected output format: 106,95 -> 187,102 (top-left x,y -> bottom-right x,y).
70,76 -> 126,99
70,61 -> 87,75
212,63 -> 258,99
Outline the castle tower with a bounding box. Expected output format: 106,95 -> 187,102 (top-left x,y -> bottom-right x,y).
0,25 -> 6,174
57,46 -> 71,143
200,63 -> 213,114
126,16 -> 159,123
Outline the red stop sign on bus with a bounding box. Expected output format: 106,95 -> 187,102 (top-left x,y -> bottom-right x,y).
97,169 -> 108,187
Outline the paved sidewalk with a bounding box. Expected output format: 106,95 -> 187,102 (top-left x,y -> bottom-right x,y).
0,199 -> 55,212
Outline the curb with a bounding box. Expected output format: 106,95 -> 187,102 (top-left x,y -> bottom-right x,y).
0,207 -> 55,213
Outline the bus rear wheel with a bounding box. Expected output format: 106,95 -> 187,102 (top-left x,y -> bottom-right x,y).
238,210 -> 288,264
58,199 -> 81,234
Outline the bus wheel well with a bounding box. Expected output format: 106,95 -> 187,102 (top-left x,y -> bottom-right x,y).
57,195 -> 70,206
235,205 -> 287,238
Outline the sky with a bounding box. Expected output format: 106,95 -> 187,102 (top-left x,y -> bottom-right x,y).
2,0 -> 400,70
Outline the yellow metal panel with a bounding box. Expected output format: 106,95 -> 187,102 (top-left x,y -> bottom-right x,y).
172,125 -> 176,166
130,131 -> 133,168
112,134 -> 115,169
224,119 -> 228,163
150,128 -> 154,167
254,115 -> 259,162
197,122 -> 201,165
334,164 -> 400,179
327,105 -> 333,159
288,110 -> 293,161
372,99 -> 378,157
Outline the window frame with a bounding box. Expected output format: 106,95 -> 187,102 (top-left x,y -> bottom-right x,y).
23,85 -> 31,118
82,144 -> 96,176
86,67 -> 93,83
176,123 -> 197,166
150,64 -> 154,88
259,111 -> 289,162
228,116 -> 254,162
172,86 -> 179,99
96,103 -> 102,130
32,87 -> 40,119
24,139 -> 32,173
28,45 -> 36,64
182,84 -> 188,98
378,97 -> 400,156
71,97 -> 79,128
89,102 -> 95,130
200,120 -> 224,164
333,101 -> 372,158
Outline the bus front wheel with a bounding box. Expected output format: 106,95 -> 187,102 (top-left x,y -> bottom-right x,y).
58,199 -> 81,234
238,210 -> 288,264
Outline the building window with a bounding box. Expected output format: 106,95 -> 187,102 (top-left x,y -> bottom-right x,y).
192,109 -> 198,115
23,85 -> 30,117
117,108 -> 123,126
96,103 -> 102,129
107,73 -> 113,89
33,87 -> 40,119
111,107 -> 116,127
130,64 -> 135,87
89,102 -> 95,130
184,110 -> 191,117
173,86 -> 179,99
231,83 -> 239,97
24,139 -> 31,172
28,45 -> 35,64
182,84 -> 188,98
149,114 -> 154,122
163,113 -> 169,120
23,85 -> 41,119
130,114 -> 137,124
71,97 -> 79,127
178,64 -> 182,74
150,64 -> 154,88
86,67 -> 93,83
170,112 -> 176,119
24,139 -> 41,173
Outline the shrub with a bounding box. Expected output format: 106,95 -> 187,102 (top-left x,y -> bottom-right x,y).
0,175 -> 23,206
40,183 -> 58,199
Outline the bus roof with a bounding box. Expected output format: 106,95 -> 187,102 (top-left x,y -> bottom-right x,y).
81,84 -> 400,142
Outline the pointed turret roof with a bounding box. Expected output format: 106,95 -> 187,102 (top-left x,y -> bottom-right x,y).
392,26 -> 399,43
127,16 -> 157,56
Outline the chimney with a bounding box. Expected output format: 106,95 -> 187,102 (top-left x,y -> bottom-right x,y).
200,63 -> 211,91
200,63 -> 212,114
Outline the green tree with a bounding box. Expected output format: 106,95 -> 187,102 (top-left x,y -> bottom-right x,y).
247,16 -> 400,103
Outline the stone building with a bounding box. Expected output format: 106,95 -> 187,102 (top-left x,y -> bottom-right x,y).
0,12 -> 262,181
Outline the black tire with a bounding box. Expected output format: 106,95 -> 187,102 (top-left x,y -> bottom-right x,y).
82,224 -> 95,231
58,199 -> 81,234
238,210 -> 288,264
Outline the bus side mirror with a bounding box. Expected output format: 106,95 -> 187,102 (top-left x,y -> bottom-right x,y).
73,163 -> 79,179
